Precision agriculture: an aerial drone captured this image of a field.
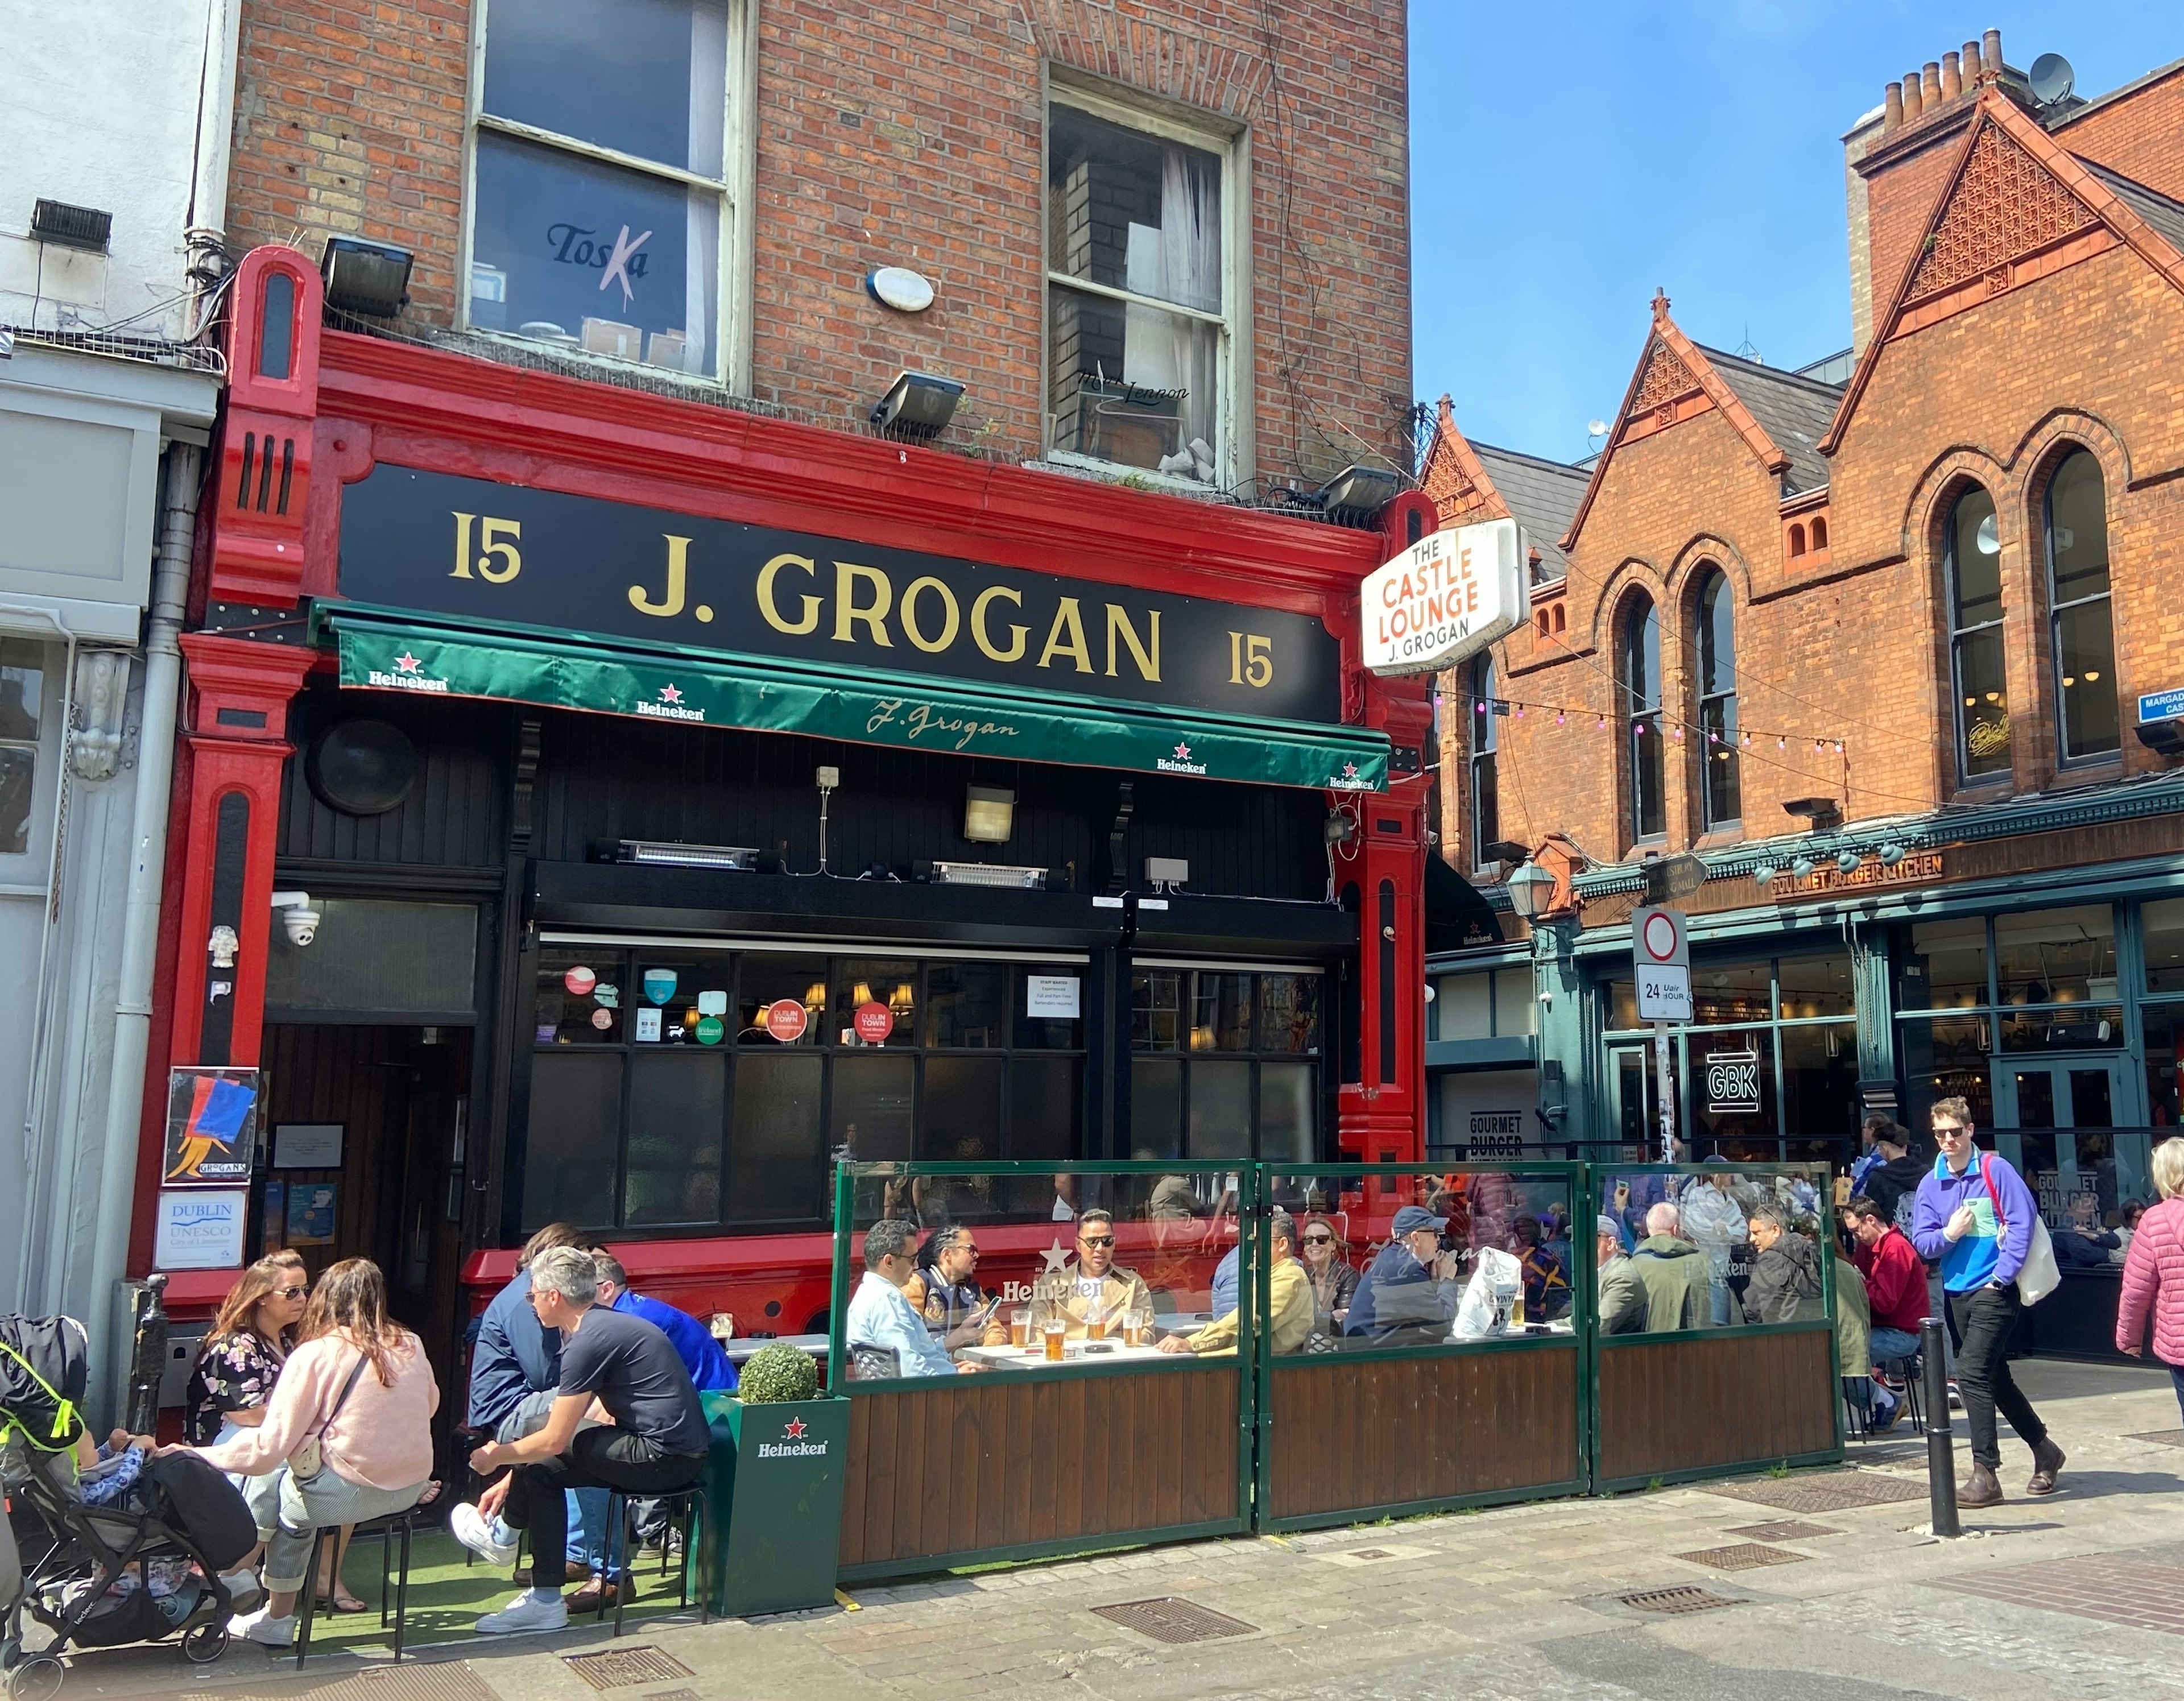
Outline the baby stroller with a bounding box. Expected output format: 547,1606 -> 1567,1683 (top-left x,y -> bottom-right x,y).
2,1315 -> 255,1699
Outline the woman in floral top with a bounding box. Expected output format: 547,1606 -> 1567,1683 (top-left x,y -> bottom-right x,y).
185,1253 -> 310,1600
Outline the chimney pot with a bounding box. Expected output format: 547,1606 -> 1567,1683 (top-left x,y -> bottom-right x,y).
1983,28 -> 2003,80
1922,62 -> 1943,105
1902,72 -> 1924,119
1941,51 -> 1962,100
1962,42 -> 1984,85
1883,81 -> 1904,133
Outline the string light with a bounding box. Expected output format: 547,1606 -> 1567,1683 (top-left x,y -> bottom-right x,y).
1462,693 -> 1848,756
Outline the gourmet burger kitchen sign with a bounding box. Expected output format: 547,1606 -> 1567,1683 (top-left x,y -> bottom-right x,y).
1360,516 -> 1526,676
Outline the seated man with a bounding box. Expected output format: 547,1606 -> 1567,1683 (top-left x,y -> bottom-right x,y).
903,1225 -> 1007,1350
1740,1202 -> 1824,1324
2054,1195 -> 2120,1269
1344,1205 -> 1461,1342
1158,1214 -> 1312,1355
1629,1202 -> 1710,1331
845,1219 -> 963,1377
454,1246 -> 711,1634
1595,1214 -> 1647,1335
1030,1210 -> 1155,1336
1846,1194 -> 1928,1367
591,1252 -> 737,1393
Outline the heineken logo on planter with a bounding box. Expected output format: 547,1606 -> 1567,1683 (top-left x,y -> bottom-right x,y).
636,683 -> 705,722
757,1416 -> 829,1459
1156,740 -> 1207,776
366,650 -> 450,693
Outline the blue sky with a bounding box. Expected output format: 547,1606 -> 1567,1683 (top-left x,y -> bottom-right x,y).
1409,4 -> 2180,464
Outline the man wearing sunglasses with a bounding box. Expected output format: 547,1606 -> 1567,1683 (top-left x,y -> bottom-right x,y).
1030,1210 -> 1154,1336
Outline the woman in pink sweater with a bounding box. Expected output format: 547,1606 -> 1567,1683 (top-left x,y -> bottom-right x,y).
2117,1139 -> 2184,1422
187,1259 -> 439,1648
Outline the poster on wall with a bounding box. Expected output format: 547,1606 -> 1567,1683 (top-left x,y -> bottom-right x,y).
163,1067 -> 261,1185
286,1183 -> 339,1247
155,1190 -> 249,1270
274,1123 -> 344,1170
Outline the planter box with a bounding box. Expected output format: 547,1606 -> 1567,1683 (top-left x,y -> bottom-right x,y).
696,1391 -> 848,1617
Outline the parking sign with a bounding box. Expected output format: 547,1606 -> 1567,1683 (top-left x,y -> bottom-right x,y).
1632,905 -> 1693,1021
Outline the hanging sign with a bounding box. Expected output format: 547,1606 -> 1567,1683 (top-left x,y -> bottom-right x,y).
1704,1049 -> 1763,1115
1361,516 -> 1526,675
854,1001 -> 894,1044
763,999 -> 809,1042
1631,905 -> 1693,1022
163,1067 -> 262,1185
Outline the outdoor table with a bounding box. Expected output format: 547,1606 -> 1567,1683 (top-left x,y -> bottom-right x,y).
956,1338 -> 1175,1368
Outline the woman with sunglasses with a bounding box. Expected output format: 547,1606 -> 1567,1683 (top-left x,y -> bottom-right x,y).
185,1252 -> 310,1597
1299,1216 -> 1358,1334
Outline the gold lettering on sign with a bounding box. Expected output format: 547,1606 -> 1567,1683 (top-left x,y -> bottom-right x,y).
757,553 -> 821,635
1767,851 -> 1946,896
834,562 -> 893,645
1104,605 -> 1160,681
1226,632 -> 1273,688
971,585 -> 1027,661
627,535 -> 690,616
450,512 -> 522,582
900,576 -> 961,653
1039,598 -> 1092,672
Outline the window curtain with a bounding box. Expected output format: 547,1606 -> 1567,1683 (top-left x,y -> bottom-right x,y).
1123,144 -> 1221,480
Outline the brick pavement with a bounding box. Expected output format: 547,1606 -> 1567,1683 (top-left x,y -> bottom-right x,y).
30,1359 -> 2184,1701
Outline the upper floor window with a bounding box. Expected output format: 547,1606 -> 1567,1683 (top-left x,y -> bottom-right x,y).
1046,92 -> 1231,487
1945,485 -> 2009,783
0,638 -> 56,864
1693,568 -> 1740,829
2045,449 -> 2119,763
1469,657 -> 1498,866
467,0 -> 743,380
1622,595 -> 1664,842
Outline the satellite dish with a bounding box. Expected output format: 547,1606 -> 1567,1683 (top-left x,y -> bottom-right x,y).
2029,52 -> 2075,106
1586,419 -> 1610,438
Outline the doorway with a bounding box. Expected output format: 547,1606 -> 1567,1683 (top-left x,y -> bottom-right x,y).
1993,1055 -> 2138,1223
1610,1042 -> 1680,1157
259,1024 -> 473,1398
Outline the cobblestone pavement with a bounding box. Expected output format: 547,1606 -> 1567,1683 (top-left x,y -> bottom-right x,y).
32,1360 -> 2184,1701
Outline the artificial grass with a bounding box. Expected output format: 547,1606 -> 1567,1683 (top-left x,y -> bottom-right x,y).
293,1528 -> 694,1654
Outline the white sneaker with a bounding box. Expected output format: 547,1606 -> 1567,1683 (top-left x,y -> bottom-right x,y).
451,1501 -> 519,1566
474,1588 -> 569,1635
231,1605 -> 295,1646
220,1569 -> 263,1612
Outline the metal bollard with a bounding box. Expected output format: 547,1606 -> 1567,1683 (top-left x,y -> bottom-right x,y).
1921,1314 -> 1958,1538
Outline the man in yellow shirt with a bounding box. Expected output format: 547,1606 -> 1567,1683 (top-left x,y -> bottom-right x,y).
1160,1214 -> 1313,1356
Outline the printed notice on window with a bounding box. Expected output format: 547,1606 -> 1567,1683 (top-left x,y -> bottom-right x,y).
1025,975 -> 1081,1018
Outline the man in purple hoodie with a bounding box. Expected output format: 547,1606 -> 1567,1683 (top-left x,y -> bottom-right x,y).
1910,1097 -> 2063,1506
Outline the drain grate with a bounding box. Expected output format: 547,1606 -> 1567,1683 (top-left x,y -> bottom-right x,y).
2127,1430 -> 2184,1448
226,1669 -> 503,1701
562,1647 -> 697,1691
1725,1519 -> 1841,1541
1349,1547 -> 1395,1559
1618,1586 -> 1744,1616
1699,1470 -> 1926,1513
1675,1542 -> 1808,1572
1092,1597 -> 1259,1644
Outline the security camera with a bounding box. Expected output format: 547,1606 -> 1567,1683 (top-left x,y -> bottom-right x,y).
271,889 -> 320,947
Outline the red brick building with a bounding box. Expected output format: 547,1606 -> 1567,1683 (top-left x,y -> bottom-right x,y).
1424,33 -> 2184,1226
135,0 -> 1429,1367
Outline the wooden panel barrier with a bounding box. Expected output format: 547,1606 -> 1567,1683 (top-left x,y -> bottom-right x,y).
1596,1327 -> 1838,1486
1265,1346 -> 1581,1525
838,1365 -> 1242,1574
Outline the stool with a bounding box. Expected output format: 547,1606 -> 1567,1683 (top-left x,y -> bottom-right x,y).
1840,1376 -> 1874,1441
1879,1355 -> 1925,1431
292,1509 -> 415,1667
596,1487 -> 702,1637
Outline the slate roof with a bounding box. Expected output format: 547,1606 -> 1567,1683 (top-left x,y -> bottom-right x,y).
1470,441 -> 1589,583
2080,160 -> 2184,255
1694,347 -> 1844,496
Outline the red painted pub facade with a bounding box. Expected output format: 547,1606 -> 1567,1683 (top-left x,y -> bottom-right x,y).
130,250 -> 1435,1361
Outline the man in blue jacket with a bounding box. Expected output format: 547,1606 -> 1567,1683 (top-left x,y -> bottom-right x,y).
1344,1206 -> 1461,1342
1910,1098 -> 2062,1506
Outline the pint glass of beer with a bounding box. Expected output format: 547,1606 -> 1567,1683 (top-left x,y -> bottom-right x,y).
1008,1308 -> 1031,1350
1041,1316 -> 1068,1362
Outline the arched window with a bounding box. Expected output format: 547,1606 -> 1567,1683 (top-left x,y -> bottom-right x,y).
1788,523 -> 1806,558
1810,515 -> 1829,551
1694,569 -> 1740,828
2046,449 -> 2119,761
1470,656 -> 1498,863
1945,486 -> 2008,781
1622,595 -> 1664,841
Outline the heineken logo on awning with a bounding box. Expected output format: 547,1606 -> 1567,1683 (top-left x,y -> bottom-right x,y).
635,683 -> 705,723
1156,740 -> 1207,776
365,651 -> 450,693
1329,761 -> 1372,791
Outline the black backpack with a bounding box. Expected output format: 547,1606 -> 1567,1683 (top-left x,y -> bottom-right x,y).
143,1452 -> 257,1570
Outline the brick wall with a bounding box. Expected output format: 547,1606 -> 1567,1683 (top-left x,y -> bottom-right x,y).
2054,65 -> 2184,201
219,0 -> 1409,488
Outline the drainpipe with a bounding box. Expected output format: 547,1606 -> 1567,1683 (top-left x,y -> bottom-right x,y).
84,442 -> 199,1416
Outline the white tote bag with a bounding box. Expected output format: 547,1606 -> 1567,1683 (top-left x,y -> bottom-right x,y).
1984,1153 -> 2061,1305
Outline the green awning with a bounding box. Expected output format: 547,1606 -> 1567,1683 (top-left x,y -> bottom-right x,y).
320,603 -> 1387,792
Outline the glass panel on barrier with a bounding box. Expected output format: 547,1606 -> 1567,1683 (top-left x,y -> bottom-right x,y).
1595,1164 -> 1830,1336
1264,1168 -> 1578,1350
836,1165 -> 1232,1382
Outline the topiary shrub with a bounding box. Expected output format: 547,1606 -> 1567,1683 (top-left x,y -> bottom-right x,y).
739,1342 -> 818,1404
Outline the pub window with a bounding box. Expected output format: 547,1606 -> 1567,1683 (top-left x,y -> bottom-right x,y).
0,638 -> 57,864
1693,568 -> 1740,829
1046,89 -> 1232,485
2045,448 -> 2119,762
1620,594 -> 1664,842
466,0 -> 744,380
1469,656 -> 1498,868
1945,485 -> 2008,783
1130,967 -> 1321,1163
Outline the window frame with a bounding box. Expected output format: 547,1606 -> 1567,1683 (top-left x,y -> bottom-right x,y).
0,635 -> 64,886
1943,483 -> 2009,787
1692,568 -> 1740,831
1041,78 -> 1242,491
1621,595 -> 1665,844
458,0 -> 754,391
1469,656 -> 1499,871
2043,447 -> 2120,766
